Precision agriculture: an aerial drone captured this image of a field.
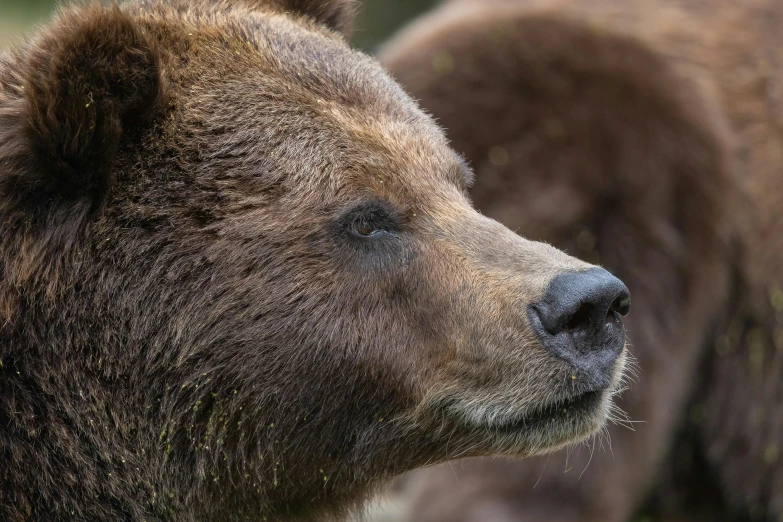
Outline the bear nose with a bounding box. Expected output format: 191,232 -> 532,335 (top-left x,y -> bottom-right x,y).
527,268 -> 630,387
534,268 -> 630,335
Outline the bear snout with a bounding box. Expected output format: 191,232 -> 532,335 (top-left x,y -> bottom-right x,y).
527,267 -> 630,388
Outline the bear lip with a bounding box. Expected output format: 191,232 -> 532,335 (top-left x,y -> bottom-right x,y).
490,388 -> 605,433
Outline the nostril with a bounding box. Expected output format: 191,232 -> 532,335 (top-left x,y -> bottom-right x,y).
611,295 -> 631,316
564,303 -> 593,332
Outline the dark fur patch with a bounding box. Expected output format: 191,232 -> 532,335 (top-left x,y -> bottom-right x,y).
282,0 -> 357,35
255,0 -> 358,36
18,4 -> 166,205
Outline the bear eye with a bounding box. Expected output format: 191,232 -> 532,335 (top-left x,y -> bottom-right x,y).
343,203 -> 400,240
352,218 -> 381,237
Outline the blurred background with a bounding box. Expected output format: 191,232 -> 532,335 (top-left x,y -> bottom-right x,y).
0,0 -> 436,51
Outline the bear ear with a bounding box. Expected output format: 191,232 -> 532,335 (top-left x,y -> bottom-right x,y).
12,4 -> 166,205
272,0 -> 358,37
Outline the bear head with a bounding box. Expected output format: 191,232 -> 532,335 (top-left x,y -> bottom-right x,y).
0,0 -> 629,519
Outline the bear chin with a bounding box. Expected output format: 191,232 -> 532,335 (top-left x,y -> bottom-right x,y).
424,348 -> 628,457
491,388 -> 615,455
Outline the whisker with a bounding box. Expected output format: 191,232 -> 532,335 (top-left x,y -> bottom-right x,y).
579,436 -> 596,480
533,454 -> 552,489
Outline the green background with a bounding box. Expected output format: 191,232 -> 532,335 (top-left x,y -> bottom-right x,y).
0,0 -> 438,51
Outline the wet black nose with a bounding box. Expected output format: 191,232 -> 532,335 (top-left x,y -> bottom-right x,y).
533,268 -> 630,335
528,268 -> 630,386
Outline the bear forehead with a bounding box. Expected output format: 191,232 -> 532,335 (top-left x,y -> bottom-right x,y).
154,8 -> 471,193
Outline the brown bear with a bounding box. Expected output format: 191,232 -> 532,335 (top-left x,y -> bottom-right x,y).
0,0 -> 633,521
380,0 -> 783,521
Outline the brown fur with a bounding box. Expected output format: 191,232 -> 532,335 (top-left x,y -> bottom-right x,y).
0,1 -> 630,521
380,0 -> 783,520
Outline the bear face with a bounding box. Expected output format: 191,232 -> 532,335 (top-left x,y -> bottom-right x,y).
0,1 -> 630,520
